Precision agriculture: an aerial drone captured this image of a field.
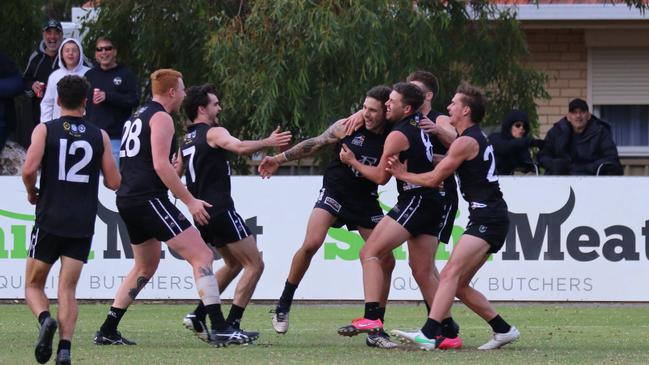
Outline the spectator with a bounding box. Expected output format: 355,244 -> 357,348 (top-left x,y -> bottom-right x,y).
40,38 -> 91,123
538,98 -> 622,175
85,37 -> 139,165
23,19 -> 64,128
0,51 -> 23,152
489,109 -> 543,175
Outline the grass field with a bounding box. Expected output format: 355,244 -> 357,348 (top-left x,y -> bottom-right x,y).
2,302 -> 647,364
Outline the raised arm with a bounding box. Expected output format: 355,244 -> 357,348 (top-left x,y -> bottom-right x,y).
386,136 -> 477,188
207,126 -> 291,156
150,112 -> 211,225
339,130 -> 409,185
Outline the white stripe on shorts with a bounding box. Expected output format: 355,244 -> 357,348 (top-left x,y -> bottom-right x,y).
29,227 -> 40,258
148,199 -> 180,236
154,198 -> 183,234
438,203 -> 452,237
227,210 -> 245,240
396,196 -> 421,226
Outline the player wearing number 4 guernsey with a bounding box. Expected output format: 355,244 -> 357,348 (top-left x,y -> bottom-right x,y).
387,83 -> 520,351
177,84 -> 291,342
22,75 -> 121,365
94,70 -> 254,348
336,82 -> 461,348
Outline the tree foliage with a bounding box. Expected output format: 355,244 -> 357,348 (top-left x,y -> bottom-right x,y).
211,1 -> 547,145
0,0 -> 41,66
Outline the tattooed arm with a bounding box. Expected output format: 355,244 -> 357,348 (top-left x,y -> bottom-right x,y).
258,119 -> 347,177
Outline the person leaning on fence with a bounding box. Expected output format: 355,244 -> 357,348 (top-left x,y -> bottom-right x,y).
489,109 -> 544,175
538,98 -> 622,176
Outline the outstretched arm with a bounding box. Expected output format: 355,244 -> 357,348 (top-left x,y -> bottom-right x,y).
208,126 -> 291,156
258,119 -> 346,178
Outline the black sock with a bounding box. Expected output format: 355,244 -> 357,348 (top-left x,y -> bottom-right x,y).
100,306 -> 126,334
421,318 -> 442,339
277,281 -> 298,312
377,307 -> 386,323
488,314 -> 511,334
363,302 -> 381,320
227,304 -> 245,328
38,311 -> 51,325
57,340 -> 71,353
441,317 -> 459,338
205,303 -> 227,331
194,301 -> 206,322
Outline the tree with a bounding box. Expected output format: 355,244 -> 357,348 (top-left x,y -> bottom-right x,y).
0,0 -> 41,66
210,1 -> 548,171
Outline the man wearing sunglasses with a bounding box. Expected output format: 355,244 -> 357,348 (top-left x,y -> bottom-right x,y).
85,37 -> 139,166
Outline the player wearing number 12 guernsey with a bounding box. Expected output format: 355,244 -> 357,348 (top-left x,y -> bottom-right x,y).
387,83 -> 519,351
22,75 -> 121,365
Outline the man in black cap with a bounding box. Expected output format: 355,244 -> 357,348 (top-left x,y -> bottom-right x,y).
538,98 -> 622,175
23,20 -> 64,131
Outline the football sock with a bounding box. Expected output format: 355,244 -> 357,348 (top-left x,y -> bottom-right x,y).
441,317 -> 458,338
100,306 -> 126,334
421,318 -> 442,339
205,304 -> 227,331
38,311 -> 51,325
377,307 -> 386,323
227,304 -> 245,328
488,314 -> 512,334
57,340 -> 71,353
193,301 -> 206,322
363,302 -> 381,320
277,280 -> 298,312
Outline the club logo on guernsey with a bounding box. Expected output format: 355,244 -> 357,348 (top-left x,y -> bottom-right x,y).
351,135 -> 365,147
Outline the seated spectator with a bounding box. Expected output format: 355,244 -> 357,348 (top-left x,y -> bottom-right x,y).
538,98 -> 622,175
489,109 -> 543,175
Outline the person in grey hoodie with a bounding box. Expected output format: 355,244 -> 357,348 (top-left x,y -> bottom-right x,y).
40,38 -> 91,123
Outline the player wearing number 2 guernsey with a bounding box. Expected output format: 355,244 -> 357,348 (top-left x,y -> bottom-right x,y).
456,124 -> 508,223
387,83 -> 518,351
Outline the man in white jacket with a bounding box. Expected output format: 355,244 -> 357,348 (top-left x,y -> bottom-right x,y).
40,38 -> 90,123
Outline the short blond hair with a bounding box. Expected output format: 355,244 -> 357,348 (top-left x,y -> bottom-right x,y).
151,69 -> 183,96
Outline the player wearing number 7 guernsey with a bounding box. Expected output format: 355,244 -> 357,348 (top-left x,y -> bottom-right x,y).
94,70 -> 244,347
387,83 -> 520,350
22,75 -> 121,365
177,84 -> 291,343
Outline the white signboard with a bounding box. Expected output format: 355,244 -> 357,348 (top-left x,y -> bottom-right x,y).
1,176 -> 647,301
